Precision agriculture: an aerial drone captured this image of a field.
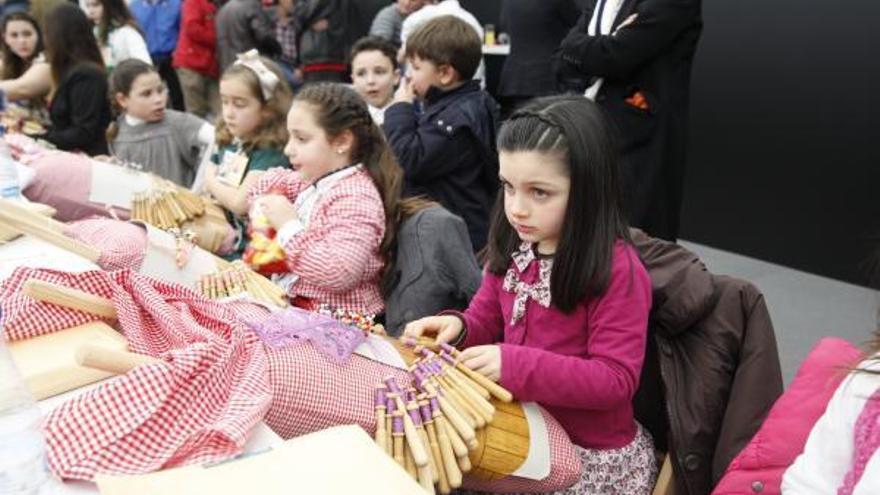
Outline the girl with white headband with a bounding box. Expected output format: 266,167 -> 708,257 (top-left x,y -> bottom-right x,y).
203,49 -> 292,257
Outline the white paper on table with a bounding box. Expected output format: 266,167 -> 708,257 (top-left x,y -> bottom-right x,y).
88,161 -> 153,209
0,236 -> 99,282
95,425 -> 423,495
352,334 -> 408,370
138,223 -> 218,289
511,402 -> 552,480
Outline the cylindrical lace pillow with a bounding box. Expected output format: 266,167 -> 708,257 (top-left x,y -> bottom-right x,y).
265,344 -> 581,493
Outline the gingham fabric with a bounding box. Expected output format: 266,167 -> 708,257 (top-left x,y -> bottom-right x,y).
264,343 -> 582,493
248,167 -> 386,315
0,267 -> 272,481
64,218 -> 147,271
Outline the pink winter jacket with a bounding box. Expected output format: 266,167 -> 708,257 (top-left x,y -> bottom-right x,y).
712,337 -> 862,495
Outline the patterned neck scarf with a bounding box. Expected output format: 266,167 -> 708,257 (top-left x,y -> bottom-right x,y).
839,387 -> 880,495
502,242 -> 553,325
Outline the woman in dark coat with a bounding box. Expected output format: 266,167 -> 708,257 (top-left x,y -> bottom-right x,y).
556,0 -> 702,241
497,0 -> 581,116
35,3 -> 112,156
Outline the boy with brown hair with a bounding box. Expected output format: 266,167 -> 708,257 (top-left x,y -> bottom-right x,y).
383,15 -> 499,251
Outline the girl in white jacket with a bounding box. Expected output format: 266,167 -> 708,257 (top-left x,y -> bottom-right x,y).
783,345 -> 880,494
82,0 -> 152,70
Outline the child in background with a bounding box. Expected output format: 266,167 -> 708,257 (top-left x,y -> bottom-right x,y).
214,0 -> 281,71
405,96 -> 657,494
248,83 -> 402,315
82,0 -> 151,70
173,0 -> 221,119
783,325 -> 880,492
0,12 -> 51,110
107,59 -> 213,187
383,15 -> 499,251
203,50 -> 291,256
273,0 -> 302,91
350,36 -> 400,126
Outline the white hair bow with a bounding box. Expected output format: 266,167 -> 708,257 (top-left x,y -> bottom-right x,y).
234,49 -> 280,101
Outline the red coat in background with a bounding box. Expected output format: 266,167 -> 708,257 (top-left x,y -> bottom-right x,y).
173,0 -> 219,79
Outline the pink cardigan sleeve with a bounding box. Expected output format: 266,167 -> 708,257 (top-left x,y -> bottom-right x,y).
281,183 -> 385,292
458,273 -> 505,347
499,247 -> 652,410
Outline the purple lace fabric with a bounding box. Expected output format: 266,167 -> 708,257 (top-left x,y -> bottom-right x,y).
838,387 -> 880,495
247,307 -> 366,362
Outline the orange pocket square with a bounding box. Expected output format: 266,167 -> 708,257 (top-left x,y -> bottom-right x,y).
625,91 -> 650,111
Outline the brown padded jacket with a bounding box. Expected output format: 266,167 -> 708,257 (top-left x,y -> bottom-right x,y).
631,230 -> 783,495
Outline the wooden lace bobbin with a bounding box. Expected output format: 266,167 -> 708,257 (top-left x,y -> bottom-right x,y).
420,348 -> 492,404
392,409 -> 406,469
423,361 -> 528,481
374,387 -> 388,454
430,396 -> 471,474
407,400 -> 438,486
223,270 -> 242,296
420,400 -> 453,493
385,378 -> 430,470
407,406 -> 436,494
440,343 -> 513,403
422,360 -> 492,426
404,439 -> 417,479
414,365 -> 479,429
433,373 -> 485,428
435,351 -> 495,406
386,395 -> 395,456
420,381 -> 476,451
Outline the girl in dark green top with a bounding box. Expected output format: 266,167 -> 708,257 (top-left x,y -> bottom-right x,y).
202,53 -> 292,257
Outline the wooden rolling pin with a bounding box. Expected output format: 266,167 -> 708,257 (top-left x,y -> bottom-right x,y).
75,344 -> 160,375
23,279 -> 118,320
0,207 -> 100,262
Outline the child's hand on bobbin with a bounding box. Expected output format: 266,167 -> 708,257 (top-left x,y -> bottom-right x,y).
403,315 -> 463,345
256,194 -> 299,229
459,346 -> 501,382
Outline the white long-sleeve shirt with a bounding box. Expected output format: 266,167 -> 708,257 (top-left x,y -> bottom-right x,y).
782,358 -> 880,495
104,25 -> 152,68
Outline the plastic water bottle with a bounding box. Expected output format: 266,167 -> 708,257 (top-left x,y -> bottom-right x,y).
0,124 -> 22,200
0,316 -> 56,495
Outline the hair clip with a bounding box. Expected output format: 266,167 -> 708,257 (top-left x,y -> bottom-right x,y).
234,49 -> 280,101
510,109 -> 560,130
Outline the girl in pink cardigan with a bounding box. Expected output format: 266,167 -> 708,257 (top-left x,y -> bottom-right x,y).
405,95 -> 657,494
248,83 -> 403,315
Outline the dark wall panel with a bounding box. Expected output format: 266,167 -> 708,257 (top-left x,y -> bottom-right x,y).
679,0 -> 880,285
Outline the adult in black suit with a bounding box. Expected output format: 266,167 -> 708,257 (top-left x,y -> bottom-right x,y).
556,0 -> 702,242
497,0 -> 582,117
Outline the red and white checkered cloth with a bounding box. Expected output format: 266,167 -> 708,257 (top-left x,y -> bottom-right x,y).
64,218 -> 147,271
264,343 -> 581,493
0,267 -> 272,481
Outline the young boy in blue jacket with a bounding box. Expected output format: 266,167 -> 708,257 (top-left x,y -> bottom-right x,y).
383,15 -> 498,252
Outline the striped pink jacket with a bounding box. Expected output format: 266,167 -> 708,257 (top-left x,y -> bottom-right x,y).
248,167 -> 386,315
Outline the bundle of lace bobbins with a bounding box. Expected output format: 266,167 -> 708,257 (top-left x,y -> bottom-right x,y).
197,261 -> 288,308
130,181 -> 205,230
374,343 -> 514,494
